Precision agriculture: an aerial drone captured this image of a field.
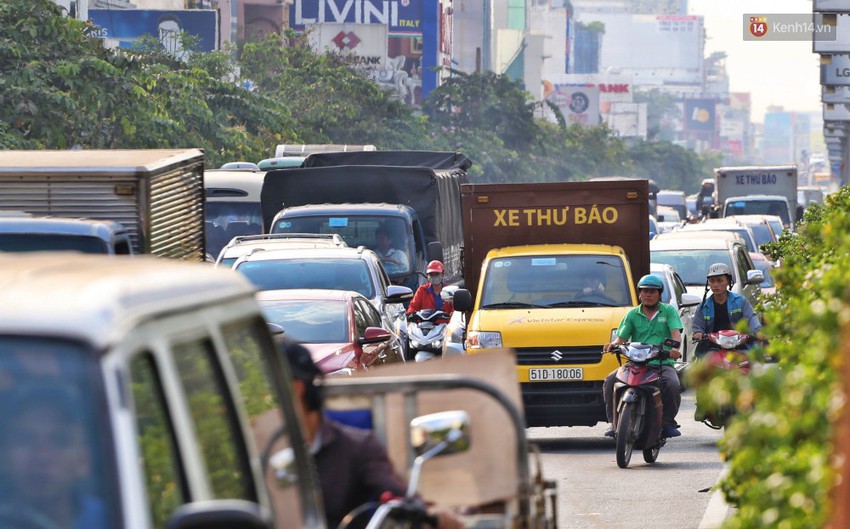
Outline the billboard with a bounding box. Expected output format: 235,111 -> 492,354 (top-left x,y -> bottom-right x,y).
290,0 -> 448,106
684,99 -> 716,132
88,9 -> 219,56
546,85 -> 601,126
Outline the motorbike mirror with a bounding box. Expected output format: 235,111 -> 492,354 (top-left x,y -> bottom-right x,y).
410,410 -> 471,459
406,411 -> 471,499
663,338 -> 681,349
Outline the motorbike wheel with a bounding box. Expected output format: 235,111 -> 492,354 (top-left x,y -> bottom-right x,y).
643,445 -> 660,463
615,402 -> 636,468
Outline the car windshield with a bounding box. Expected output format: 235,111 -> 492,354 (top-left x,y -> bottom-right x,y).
260,300 -> 349,343
766,219 -> 784,237
271,215 -> 412,276
0,234 -> 108,253
0,337 -> 120,527
651,249 -> 733,285
237,258 -> 376,298
480,254 -> 632,308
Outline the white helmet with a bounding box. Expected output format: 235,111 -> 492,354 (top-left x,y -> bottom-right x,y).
706,262 -> 733,286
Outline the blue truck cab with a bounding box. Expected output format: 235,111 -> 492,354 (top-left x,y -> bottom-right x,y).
270,203 -> 431,290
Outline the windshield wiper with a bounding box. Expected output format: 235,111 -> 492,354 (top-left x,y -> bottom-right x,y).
480,301 -> 547,309
546,300 -> 620,308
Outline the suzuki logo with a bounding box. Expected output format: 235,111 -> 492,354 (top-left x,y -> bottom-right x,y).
551,350 -> 563,362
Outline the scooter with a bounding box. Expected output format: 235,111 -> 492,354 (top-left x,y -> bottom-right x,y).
693,330 -> 753,430
609,338 -> 680,469
406,309 -> 450,362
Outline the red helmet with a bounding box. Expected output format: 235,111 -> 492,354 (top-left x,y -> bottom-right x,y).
426,260 -> 445,274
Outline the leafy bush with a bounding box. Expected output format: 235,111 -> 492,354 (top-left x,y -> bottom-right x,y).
705,187 -> 850,528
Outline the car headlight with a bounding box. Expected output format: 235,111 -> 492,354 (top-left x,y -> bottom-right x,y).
466,331 -> 502,350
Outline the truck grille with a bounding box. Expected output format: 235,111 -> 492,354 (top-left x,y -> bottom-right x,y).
514,346 -> 604,365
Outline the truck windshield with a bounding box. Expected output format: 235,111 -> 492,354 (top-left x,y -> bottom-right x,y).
725,200 -> 790,226
204,202 -> 264,258
480,255 -> 632,308
0,234 -> 108,253
236,258 -> 376,298
272,215 -> 413,276
651,250 -> 733,285
0,337 -> 120,528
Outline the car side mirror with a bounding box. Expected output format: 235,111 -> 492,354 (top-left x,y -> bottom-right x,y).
452,288 -> 473,312
679,293 -> 701,309
385,285 -> 414,304
746,269 -> 765,285
360,327 -> 393,344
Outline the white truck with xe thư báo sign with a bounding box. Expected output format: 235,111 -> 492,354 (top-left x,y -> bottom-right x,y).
715,165 -> 798,228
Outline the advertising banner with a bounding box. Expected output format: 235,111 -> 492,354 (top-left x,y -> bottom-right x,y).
88,9 -> 219,55
290,0 -> 447,107
547,85 -> 601,126
684,99 -> 716,132
821,54 -> 850,86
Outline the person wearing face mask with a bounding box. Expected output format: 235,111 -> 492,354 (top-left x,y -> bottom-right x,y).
406,260 -> 454,323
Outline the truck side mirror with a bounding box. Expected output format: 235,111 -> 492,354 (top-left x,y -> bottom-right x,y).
427,241 -> 444,263
452,289 -> 473,312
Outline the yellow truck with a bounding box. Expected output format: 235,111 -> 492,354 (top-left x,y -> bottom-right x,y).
453,181 -> 651,427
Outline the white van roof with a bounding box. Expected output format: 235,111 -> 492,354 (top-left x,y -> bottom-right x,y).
0,254 -> 255,349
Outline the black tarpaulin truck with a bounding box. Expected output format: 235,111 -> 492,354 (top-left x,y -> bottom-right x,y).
261,160 -> 466,288
0,149 -> 206,260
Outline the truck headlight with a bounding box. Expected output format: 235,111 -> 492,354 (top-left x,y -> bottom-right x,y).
466,331 -> 502,349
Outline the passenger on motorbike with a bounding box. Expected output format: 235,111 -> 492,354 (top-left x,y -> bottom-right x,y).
407,260 -> 454,323
692,263 -> 762,358
602,274 -> 683,438
280,337 -> 463,529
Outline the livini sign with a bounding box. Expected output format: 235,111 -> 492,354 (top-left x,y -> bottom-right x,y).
290,0 -> 451,106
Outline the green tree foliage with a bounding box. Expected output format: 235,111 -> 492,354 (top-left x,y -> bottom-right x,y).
694,190 -> 850,528
1,0 -> 713,187
239,32 -> 429,150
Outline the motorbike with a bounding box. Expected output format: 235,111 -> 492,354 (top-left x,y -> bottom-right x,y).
693,329 -> 753,430
609,338 -> 680,469
405,309 -> 451,362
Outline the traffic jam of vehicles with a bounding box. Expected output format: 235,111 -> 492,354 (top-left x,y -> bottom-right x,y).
4,4 -> 848,528
0,142 -> 822,528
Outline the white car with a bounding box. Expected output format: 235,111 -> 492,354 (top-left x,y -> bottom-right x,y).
650,263 -> 701,370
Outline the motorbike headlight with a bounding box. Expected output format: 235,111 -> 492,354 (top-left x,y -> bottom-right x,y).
716,333 -> 745,349
325,367 -> 354,377
466,331 -> 502,350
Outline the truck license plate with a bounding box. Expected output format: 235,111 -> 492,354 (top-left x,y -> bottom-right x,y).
528,367 -> 584,381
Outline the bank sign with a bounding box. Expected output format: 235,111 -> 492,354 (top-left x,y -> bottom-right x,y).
290,0 -> 448,104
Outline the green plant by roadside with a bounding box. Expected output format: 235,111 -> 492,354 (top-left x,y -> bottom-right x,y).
699,188 -> 850,528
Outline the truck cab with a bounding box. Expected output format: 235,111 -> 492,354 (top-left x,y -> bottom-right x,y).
0,214 -> 133,254
269,203 -> 433,290
0,253 -> 324,529
457,244 -> 637,427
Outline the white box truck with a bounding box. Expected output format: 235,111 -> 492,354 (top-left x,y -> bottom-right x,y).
715,165 -> 798,227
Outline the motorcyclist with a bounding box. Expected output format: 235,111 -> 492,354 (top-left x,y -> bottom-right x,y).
692,262 -> 762,358
602,274 -> 683,438
406,260 -> 454,323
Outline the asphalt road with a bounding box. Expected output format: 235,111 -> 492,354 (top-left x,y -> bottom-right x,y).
526,390 -> 730,529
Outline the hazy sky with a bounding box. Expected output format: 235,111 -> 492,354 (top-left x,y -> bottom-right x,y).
688,0 -> 822,122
